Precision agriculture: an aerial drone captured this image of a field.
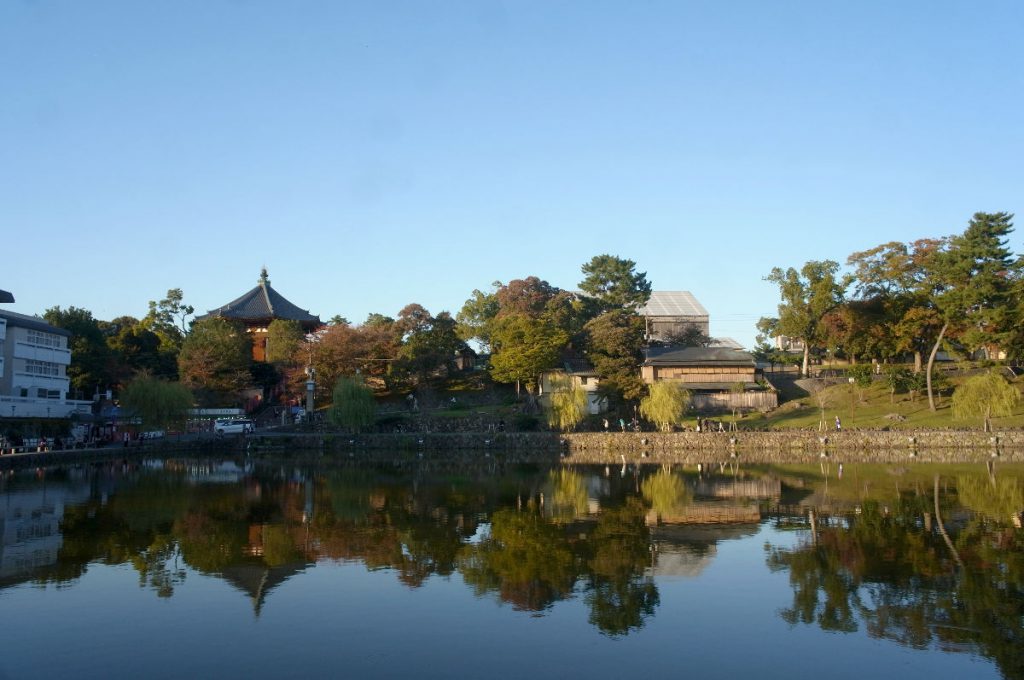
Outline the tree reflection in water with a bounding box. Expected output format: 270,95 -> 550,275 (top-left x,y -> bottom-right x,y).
3,459 -> 1021,660
767,472 -> 1024,679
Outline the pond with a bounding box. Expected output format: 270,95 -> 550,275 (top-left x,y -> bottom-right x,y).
0,455 -> 1021,679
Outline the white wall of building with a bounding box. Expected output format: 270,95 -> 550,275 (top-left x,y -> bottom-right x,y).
0,312 -> 89,419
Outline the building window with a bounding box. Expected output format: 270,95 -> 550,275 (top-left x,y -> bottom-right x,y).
26,330 -> 61,348
24,359 -> 61,376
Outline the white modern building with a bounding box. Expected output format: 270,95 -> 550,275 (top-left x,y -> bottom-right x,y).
0,310 -> 91,419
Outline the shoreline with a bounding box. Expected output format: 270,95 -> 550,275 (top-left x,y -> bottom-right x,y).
1,429 -> 1022,468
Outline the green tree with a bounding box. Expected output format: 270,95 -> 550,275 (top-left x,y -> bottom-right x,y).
145,288 -> 194,336
265,319 -> 305,365
951,370 -> 1020,432
458,277 -> 585,353
120,374 -> 193,431
584,309 -> 646,403
579,254 -> 652,310
926,213 -> 1017,410
847,239 -> 945,372
584,499 -> 659,636
102,315 -> 176,381
882,365 -> 912,403
456,285 -> 501,350
458,508 -> 577,612
639,381 -> 691,431
489,313 -> 568,395
544,374 -> 588,431
395,305 -> 464,385
43,305 -> 114,395
327,376 -> 376,432
1006,256 -> 1024,362
761,260 -> 846,378
177,318 -> 252,404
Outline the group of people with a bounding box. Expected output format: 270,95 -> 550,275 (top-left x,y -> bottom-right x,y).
602,417 -> 641,432
599,416 -> 730,433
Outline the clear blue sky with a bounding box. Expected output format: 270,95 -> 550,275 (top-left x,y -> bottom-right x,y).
3,1 -> 1021,347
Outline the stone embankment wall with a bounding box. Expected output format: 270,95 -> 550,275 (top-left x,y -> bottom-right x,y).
244,429 -> 1024,464
3,430 -> 1022,468
559,430 -> 1024,464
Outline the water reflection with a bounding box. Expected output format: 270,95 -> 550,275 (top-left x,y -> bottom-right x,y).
765,463 -> 1024,679
0,458 -> 1021,674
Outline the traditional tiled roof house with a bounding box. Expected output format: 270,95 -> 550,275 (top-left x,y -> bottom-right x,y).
196,268 -> 322,362
641,345 -> 777,412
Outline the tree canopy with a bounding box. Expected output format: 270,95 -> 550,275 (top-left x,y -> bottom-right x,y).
579,254 -> 652,310
120,374 -> 193,431
639,381 -> 691,431
544,374 -> 588,431
177,318 -> 252,404
327,376 -> 376,432
761,260 -> 845,377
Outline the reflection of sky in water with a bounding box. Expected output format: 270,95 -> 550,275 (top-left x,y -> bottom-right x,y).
0,463 -> 1013,680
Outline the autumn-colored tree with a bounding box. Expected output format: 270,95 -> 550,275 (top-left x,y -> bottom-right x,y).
177,318 -> 252,404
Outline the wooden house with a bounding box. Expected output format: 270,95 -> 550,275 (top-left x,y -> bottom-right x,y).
641,346 -> 777,412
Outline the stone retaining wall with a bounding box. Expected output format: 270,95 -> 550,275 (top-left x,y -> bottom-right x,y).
3,429 -> 1022,469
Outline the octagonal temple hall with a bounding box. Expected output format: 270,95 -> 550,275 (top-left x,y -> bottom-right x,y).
196,268 -> 322,362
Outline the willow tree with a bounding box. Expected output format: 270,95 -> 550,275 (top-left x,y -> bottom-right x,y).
545,374 -> 588,432
641,468 -> 692,519
328,376 -> 376,432
120,374 -> 193,432
951,371 -> 1020,432
639,381 -> 691,432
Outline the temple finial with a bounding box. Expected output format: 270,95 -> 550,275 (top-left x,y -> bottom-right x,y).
259,266 -> 269,286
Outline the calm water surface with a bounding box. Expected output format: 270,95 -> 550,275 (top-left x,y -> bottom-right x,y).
0,455 -> 1021,679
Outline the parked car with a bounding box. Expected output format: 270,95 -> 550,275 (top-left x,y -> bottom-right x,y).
214,419 -> 254,435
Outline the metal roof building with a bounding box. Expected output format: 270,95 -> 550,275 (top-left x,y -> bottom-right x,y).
637,291 -> 710,342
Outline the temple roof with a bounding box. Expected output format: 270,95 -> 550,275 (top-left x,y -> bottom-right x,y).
197,268 -> 321,327
0,288 -> 13,303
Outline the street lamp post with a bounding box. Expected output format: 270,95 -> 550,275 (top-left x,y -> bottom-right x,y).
305,366 -> 316,423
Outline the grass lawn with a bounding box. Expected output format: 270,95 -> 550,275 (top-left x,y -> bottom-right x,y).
735,373 -> 1024,431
